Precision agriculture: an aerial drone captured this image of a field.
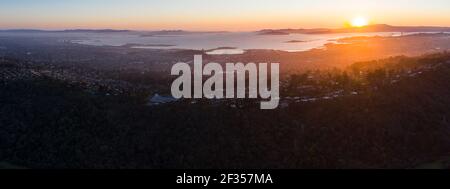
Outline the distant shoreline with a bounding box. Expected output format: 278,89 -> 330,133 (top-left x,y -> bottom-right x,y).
258,24 -> 450,35
3,24 -> 450,35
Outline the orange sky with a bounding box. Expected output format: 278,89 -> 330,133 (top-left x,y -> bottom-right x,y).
1,0 -> 450,31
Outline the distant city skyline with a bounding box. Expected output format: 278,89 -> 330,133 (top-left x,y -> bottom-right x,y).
1,0 -> 450,31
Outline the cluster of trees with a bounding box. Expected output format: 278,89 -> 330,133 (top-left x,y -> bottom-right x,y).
1,53 -> 450,168
286,52 -> 450,96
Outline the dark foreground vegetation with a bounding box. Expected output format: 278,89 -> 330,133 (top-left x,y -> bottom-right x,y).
1,53 -> 450,168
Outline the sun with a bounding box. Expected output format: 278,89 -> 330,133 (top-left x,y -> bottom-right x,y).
351,17 -> 369,27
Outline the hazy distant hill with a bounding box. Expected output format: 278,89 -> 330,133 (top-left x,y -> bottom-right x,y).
0,29 -> 50,33
259,24 -> 450,35
61,29 -> 131,33
0,29 -> 131,33
0,29 -> 228,36
3,24 -> 450,35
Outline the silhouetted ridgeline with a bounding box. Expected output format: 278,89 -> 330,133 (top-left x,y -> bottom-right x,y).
1,53 -> 450,168
258,24 -> 450,35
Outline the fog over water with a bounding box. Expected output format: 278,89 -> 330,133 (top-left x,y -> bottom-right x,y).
0,31 -> 406,54
74,32 -> 405,54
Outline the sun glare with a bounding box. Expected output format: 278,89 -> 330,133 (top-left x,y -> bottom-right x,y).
351,17 -> 369,27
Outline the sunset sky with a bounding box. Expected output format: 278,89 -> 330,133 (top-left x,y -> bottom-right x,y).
1,0 -> 450,31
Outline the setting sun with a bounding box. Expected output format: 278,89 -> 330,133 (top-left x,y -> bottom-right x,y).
351,17 -> 369,27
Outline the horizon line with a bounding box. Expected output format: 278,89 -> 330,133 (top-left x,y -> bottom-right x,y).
2,24 -> 450,33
